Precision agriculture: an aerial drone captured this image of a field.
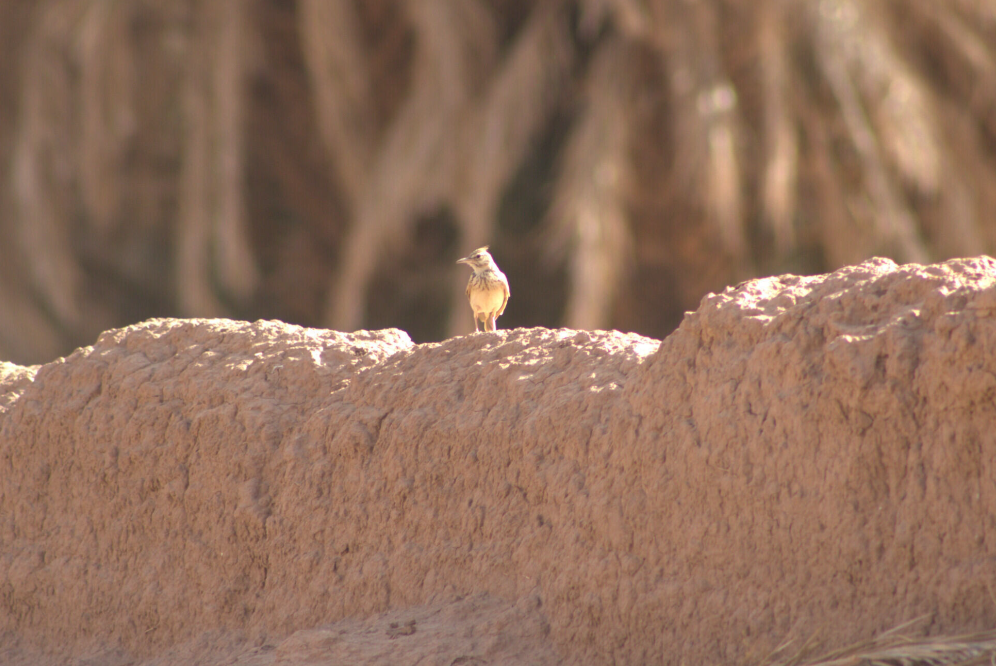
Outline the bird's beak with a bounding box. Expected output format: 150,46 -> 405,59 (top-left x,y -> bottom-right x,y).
456,257 -> 470,265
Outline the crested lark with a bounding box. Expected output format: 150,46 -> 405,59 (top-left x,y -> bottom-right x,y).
457,246 -> 510,332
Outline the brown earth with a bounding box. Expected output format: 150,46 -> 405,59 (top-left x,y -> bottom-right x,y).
2,256 -> 996,665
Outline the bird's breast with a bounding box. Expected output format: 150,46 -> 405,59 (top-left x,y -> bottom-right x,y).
469,285 -> 506,313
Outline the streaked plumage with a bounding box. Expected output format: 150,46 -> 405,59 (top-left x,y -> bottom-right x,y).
456,246 -> 509,332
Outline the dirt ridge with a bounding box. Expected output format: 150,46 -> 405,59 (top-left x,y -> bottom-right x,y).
2,257 -> 996,665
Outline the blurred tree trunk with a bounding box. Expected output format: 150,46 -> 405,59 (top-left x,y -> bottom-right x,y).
0,0 -> 995,363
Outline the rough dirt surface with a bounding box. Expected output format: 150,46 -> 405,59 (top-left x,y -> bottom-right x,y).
2,257 -> 996,665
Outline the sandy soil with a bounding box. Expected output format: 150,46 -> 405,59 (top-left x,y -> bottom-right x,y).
2,257 -> 996,665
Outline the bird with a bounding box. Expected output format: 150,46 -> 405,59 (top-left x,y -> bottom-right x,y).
456,246 -> 510,332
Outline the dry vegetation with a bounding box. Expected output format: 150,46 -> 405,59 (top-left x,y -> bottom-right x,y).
765,618 -> 996,666
0,0 -> 995,363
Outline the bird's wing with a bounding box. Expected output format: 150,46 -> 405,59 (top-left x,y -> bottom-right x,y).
496,278 -> 510,316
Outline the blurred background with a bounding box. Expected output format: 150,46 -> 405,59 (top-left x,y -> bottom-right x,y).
0,0 -> 995,365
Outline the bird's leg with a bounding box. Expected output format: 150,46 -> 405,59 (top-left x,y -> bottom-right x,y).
489,315 -> 497,331
473,316 -> 481,333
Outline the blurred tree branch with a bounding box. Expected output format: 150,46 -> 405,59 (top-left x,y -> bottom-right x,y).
1,0 -> 995,363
